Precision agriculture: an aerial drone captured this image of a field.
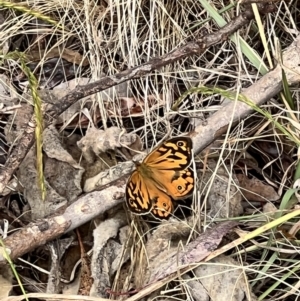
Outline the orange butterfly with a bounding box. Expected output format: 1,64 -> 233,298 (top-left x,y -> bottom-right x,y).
125,137 -> 194,218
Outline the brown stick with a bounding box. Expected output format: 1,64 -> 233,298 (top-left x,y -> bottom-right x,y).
1,177 -> 126,262
192,37 -> 300,154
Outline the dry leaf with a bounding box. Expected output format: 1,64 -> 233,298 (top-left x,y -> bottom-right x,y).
182,274 -> 210,301
77,231 -> 93,296
25,47 -> 89,66
114,94 -> 164,117
200,161 -> 243,218
147,221 -> 238,283
263,202 -> 277,214
193,255 -> 257,301
18,147 -> 66,219
90,212 -> 129,297
18,126 -> 84,219
77,126 -> 138,162
53,77 -> 129,128
236,174 -> 280,202
0,74 -> 18,105
0,266 -> 13,298
4,99 -> 33,145
145,219 -> 192,264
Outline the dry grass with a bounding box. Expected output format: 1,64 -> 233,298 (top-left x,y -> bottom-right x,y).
1,0 -> 300,300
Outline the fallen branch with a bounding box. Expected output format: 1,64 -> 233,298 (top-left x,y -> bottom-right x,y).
192,36 -> 300,154
1,178 -> 126,262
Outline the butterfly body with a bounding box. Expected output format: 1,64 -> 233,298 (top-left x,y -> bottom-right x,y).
125,137 -> 194,219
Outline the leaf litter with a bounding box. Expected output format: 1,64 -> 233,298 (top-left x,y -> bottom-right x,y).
1,2 -> 300,301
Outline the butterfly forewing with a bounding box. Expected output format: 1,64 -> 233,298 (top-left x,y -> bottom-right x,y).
144,137 -> 193,170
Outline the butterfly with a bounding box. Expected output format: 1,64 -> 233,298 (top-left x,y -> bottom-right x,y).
125,137 -> 194,219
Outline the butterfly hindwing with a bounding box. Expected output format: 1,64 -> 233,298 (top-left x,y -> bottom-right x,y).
126,170 -> 173,217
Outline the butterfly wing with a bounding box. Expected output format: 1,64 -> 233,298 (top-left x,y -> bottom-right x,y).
125,170 -> 174,218
125,170 -> 152,214
143,137 -> 194,199
144,137 -> 193,170
150,167 -> 194,199
151,192 -> 173,219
